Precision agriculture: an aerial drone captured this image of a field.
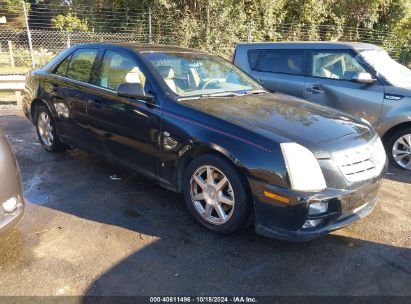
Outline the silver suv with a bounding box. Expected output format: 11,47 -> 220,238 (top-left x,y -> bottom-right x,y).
233,42 -> 411,170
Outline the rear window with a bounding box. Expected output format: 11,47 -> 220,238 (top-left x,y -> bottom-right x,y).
248,50 -> 304,75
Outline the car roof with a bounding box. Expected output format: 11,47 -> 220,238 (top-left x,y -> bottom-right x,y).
236,41 -> 382,51
72,42 -> 209,54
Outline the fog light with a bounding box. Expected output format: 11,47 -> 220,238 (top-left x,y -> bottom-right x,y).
2,197 -> 18,213
308,202 -> 328,215
302,219 -> 323,229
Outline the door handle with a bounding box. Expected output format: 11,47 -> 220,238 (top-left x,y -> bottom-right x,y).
306,85 -> 324,94
51,84 -> 59,92
258,78 -> 265,85
87,99 -> 102,108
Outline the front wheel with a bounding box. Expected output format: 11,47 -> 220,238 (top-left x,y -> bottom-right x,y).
183,154 -> 252,234
386,128 -> 411,170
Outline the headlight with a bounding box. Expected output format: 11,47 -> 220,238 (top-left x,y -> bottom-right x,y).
2,196 -> 18,213
280,142 -> 326,191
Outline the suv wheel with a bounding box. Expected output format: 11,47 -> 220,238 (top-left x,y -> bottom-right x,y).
35,105 -> 67,152
386,128 -> 411,170
183,154 -> 252,234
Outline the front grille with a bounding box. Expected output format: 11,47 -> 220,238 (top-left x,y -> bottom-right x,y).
333,136 -> 386,183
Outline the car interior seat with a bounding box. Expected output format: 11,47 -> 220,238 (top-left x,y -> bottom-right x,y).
157,66 -> 179,93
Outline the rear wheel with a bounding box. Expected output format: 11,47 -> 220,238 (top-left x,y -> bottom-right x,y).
183,154 -> 252,234
386,128 -> 411,170
35,105 -> 67,152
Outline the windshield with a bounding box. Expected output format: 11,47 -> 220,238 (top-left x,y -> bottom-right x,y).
142,52 -> 263,98
358,50 -> 411,87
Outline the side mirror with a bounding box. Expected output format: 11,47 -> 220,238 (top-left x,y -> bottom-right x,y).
117,83 -> 154,102
351,72 -> 376,84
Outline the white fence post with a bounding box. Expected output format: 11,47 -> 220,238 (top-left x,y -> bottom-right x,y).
22,0 -> 35,68
247,19 -> 252,42
148,7 -> 152,43
8,41 -> 14,68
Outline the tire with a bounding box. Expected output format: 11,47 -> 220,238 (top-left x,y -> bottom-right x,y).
386,127 -> 411,170
183,154 -> 252,234
35,105 -> 67,152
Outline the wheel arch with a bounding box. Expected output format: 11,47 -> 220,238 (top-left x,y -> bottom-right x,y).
175,142 -> 250,194
381,121 -> 411,144
30,98 -> 52,123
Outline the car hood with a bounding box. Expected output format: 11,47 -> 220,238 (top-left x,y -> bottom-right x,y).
180,93 -> 372,153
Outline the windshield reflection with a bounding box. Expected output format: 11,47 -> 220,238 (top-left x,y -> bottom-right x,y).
143,52 -> 263,98
358,50 -> 411,87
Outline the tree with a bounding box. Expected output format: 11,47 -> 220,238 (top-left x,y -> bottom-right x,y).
0,0 -> 30,29
51,12 -> 88,32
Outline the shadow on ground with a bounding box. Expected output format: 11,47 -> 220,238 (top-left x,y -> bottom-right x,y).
385,164 -> 411,184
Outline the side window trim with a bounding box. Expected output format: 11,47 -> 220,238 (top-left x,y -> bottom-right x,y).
307,49 -> 379,82
89,47 -> 105,85
247,49 -> 306,76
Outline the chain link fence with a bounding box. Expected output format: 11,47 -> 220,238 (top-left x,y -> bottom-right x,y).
0,7 -> 181,76
1,24 -> 403,74
0,5 -> 407,106
267,23 -> 400,55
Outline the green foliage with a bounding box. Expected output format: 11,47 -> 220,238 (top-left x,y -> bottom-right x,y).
3,0 -> 411,66
51,12 -> 89,32
0,0 -> 30,29
393,14 -> 411,65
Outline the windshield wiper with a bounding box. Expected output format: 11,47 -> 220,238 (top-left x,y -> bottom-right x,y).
243,89 -> 268,95
200,92 -> 242,98
178,90 -> 268,101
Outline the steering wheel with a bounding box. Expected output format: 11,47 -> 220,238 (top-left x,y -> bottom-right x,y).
201,79 -> 220,90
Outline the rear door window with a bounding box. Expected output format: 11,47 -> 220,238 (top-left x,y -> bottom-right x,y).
66,49 -> 98,83
248,50 -> 305,75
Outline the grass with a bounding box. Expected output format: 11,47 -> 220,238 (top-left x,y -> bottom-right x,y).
0,47 -> 55,75
0,91 -> 18,105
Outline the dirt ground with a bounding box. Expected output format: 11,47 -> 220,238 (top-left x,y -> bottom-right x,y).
0,111 -> 410,298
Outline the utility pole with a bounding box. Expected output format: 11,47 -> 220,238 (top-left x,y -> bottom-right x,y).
22,0 -> 35,68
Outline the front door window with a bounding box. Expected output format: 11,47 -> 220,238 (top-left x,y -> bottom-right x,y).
311,51 -> 367,80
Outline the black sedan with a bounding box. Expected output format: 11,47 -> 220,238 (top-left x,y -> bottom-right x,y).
22,43 -> 387,241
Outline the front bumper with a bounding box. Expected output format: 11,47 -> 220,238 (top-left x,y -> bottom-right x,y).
0,202 -> 24,235
252,173 -> 383,242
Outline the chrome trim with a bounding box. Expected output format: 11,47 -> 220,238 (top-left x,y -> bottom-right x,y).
50,74 -> 160,108
333,136 -> 386,182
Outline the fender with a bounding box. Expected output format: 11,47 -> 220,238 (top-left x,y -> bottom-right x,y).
377,114 -> 411,139
30,97 -> 54,123
173,140 -> 248,193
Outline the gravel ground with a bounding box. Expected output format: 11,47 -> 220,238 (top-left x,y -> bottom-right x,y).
0,111 -> 410,298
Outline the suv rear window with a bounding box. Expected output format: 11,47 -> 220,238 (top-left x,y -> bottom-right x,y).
248,50 -> 304,75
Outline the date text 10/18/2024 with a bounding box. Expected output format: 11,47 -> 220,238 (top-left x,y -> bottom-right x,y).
150,297 -> 258,303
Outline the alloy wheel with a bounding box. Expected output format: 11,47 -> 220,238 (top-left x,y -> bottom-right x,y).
392,133 -> 411,169
37,112 -> 54,147
189,165 -> 235,225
